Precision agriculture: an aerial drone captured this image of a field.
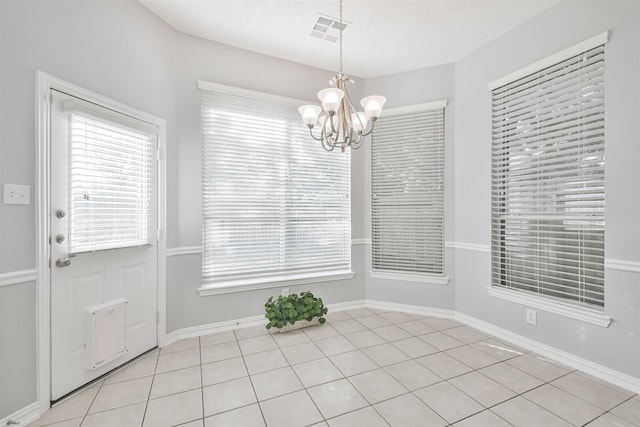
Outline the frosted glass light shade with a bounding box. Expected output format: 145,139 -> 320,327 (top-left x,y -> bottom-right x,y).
318,88 -> 345,113
360,95 -> 387,119
351,112 -> 368,133
298,105 -> 322,126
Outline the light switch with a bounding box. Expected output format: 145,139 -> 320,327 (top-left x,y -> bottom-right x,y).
3,184 -> 31,205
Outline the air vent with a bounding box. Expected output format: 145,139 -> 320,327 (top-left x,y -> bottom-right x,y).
310,14 -> 348,43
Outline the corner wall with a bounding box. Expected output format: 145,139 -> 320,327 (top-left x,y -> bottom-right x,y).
363,65 -> 457,309
453,0 -> 640,378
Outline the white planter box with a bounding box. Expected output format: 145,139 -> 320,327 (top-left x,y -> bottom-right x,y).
272,317 -> 321,333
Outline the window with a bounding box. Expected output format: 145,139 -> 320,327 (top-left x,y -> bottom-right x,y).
200,83 -> 351,291
490,39 -> 606,309
371,102 -> 446,277
69,113 -> 154,253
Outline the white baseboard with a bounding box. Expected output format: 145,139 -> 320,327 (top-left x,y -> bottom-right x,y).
327,300 -> 366,312
165,314 -> 266,346
365,299 -> 455,319
165,300 -> 367,346
455,312 -> 640,394
162,298 -> 639,395
1,401 -> 40,426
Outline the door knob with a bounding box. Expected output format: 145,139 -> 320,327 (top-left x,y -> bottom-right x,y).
55,258 -> 71,268
55,234 -> 66,244
56,209 -> 66,219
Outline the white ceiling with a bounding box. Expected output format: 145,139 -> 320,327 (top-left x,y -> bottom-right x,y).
138,0 -> 560,78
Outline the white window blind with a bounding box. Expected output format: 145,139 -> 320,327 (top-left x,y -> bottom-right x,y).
201,89 -> 351,286
371,104 -> 445,275
491,44 -> 605,308
69,113 -> 153,253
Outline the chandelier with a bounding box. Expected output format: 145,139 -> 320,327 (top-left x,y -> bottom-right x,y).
298,0 -> 386,152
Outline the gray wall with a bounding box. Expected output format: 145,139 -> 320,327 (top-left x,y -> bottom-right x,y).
0,0 -> 367,418
363,65 -> 457,309
165,25 -> 368,332
0,0 -> 176,418
453,0 -> 640,378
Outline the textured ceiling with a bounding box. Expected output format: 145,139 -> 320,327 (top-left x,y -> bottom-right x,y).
138,0 -> 560,78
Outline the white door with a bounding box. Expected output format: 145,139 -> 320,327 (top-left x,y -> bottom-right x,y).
49,89 -> 158,400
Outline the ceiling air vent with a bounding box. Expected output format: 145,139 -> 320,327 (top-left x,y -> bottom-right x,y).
310,15 -> 348,43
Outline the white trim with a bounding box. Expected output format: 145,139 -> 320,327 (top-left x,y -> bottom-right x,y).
165,314 -> 266,346
351,238 -> 371,245
369,270 -> 449,285
365,300 -> 455,319
197,80 -> 312,107
166,246 -> 203,257
198,270 -> 355,296
165,242 -> 373,256
0,268 -> 38,287
444,241 -> 490,253
383,99 -> 448,116
156,120 -> 167,348
35,71 -> 167,411
605,259 -> 640,273
0,401 -> 40,427
456,312 -> 639,394
488,31 -> 609,90
164,300 -> 367,346
327,300 -> 367,312
445,242 -> 640,273
487,286 -> 611,328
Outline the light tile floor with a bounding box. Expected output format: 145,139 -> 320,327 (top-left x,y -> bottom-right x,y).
29,308 -> 639,427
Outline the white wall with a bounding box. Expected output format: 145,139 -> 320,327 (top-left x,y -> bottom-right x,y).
453,0 -> 640,378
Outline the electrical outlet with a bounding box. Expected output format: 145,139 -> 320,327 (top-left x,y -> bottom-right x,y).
282,288 -> 289,297
526,309 -> 537,325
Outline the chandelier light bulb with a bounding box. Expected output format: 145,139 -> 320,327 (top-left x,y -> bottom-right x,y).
318,88 -> 345,113
351,112 -> 368,133
298,105 -> 322,127
360,95 -> 387,119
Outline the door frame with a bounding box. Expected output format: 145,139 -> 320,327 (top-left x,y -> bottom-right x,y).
35,71 -> 167,413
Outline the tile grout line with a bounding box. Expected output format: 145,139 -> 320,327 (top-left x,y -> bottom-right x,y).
235,327 -> 270,427
36,308 -> 634,427
137,348 -> 159,427
199,335 -> 206,425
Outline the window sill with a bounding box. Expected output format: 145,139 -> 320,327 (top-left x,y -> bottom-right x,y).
198,270 -> 354,296
487,286 -> 611,328
370,270 -> 449,285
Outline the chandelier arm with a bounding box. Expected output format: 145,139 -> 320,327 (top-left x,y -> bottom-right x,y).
323,114 -> 336,138
360,117 -> 378,136
322,133 -> 336,151
308,127 -> 323,141
350,137 -> 365,149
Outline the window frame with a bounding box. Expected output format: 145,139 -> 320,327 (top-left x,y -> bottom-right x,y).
369,101 -> 448,284
487,32 -> 611,327
197,81 -> 353,296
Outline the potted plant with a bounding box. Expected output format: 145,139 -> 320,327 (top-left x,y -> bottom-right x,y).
264,291 -> 328,332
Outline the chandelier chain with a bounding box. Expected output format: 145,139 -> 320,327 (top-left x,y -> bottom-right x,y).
339,0 -> 343,75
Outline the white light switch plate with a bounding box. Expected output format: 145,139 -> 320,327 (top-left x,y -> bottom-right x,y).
3,184 -> 31,205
